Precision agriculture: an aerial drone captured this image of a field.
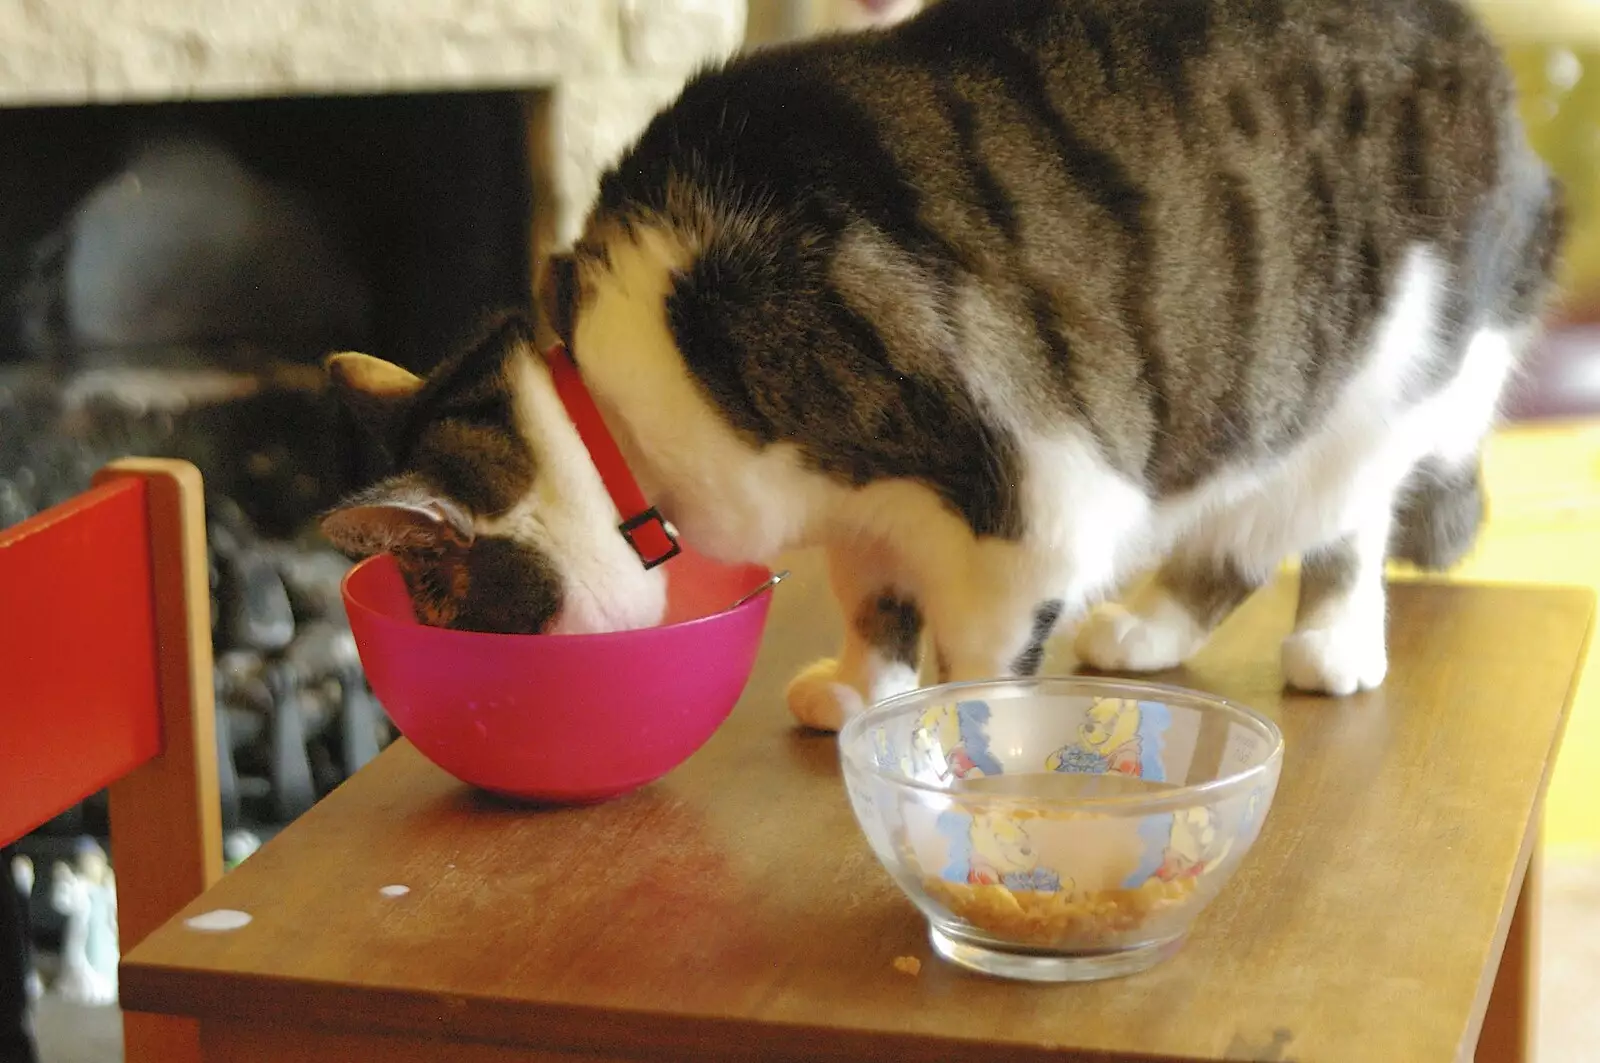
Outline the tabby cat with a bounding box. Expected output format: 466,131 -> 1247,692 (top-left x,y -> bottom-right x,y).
320,0 -> 1565,732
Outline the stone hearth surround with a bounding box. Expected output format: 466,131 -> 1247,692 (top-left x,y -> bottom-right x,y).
0,0 -> 748,260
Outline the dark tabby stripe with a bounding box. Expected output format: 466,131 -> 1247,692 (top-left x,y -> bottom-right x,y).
1242,0 -> 1288,31
1395,94 -> 1432,218
397,311 -> 535,515
1308,156 -> 1340,253
1080,12 -> 1120,92
1356,229 -> 1386,319
974,39 -> 1147,252
971,33 -> 1168,483
1302,68 -> 1329,128
934,81 -> 1021,243
1343,83 -> 1370,139
784,82 -> 969,266
1141,0 -> 1213,114
1419,0 -> 1475,42
1214,170 -> 1259,453
1011,599 -> 1065,677
1228,89 -> 1261,140
1027,288 -> 1092,422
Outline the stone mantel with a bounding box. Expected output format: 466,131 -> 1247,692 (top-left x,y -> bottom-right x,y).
0,0 -> 748,248
0,0 -> 743,105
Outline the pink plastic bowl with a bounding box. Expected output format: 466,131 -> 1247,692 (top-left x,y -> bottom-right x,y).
341,549 -> 774,803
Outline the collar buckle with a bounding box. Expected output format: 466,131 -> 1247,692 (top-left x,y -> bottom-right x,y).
619,507 -> 681,570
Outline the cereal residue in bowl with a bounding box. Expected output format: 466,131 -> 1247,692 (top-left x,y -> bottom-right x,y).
923,875 -> 1197,947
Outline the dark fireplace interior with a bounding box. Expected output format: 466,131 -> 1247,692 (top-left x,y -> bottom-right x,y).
2,91 -> 538,939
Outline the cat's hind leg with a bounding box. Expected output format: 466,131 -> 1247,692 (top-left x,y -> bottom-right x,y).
1074,553 -> 1263,673
1281,505 -> 1393,696
1282,452 -> 1483,696
1390,457 -> 1485,572
1283,317 -> 1510,695
786,541 -> 924,732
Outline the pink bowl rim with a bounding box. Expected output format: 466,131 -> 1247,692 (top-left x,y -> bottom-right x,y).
340,552 -> 775,646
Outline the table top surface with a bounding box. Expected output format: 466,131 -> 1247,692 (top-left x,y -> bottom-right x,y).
122,555 -> 1594,1063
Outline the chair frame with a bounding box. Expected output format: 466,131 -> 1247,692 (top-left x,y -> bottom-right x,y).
1,458 -> 222,1063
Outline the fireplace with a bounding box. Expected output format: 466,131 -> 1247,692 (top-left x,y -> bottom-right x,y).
2,1 -> 747,907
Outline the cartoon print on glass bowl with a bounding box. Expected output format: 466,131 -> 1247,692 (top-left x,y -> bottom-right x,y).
1045,697 -> 1171,780
924,796 -> 1245,900
936,810 -> 1065,892
904,694 -> 1182,785
898,695 -> 1269,896
908,701 -> 1002,781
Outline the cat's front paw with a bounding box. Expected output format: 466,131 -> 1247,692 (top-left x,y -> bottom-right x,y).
1281,627 -> 1388,696
1074,602 -> 1203,673
786,658 -> 866,733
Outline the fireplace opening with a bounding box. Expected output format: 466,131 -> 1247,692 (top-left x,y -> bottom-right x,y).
2,92 -> 536,881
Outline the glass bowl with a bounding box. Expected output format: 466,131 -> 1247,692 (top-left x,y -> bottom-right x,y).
838,677 -> 1283,982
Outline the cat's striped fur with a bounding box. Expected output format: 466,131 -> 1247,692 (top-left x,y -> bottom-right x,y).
323,0 -> 1564,729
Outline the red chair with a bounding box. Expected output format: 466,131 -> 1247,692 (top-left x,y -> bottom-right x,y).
1,458 -> 223,1063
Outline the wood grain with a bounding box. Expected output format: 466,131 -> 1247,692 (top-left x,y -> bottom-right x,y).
95,459 -> 224,952
200,1021 -> 638,1063
1474,849 -> 1540,1063
120,556 -> 1592,1063
96,459 -> 224,1063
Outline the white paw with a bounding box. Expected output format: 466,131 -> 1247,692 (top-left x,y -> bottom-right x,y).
786,658 -> 866,733
1074,602 -> 1202,673
1281,627 -> 1388,696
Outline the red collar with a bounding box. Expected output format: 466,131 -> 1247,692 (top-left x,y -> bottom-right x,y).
543,343 -> 681,570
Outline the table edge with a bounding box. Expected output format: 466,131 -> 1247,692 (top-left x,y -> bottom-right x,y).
121,963 -> 1186,1063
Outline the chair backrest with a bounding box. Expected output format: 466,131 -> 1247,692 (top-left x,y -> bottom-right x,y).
0,457 -> 222,1063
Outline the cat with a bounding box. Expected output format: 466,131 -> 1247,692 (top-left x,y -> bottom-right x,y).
319,0 -> 1565,733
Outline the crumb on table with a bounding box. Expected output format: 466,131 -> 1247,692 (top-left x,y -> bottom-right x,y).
892,955 -> 922,976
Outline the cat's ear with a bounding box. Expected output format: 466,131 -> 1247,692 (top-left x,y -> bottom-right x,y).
537,252 -> 579,349
326,351 -> 423,446
319,476 -> 474,559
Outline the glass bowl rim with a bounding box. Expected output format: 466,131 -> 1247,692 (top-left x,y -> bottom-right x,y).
837,675 -> 1285,815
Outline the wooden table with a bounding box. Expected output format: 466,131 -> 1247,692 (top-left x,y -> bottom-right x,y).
120,554 -> 1593,1063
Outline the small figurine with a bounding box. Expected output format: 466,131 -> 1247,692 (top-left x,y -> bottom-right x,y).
223,830 -> 262,871
8,855 -> 40,1003
49,840 -> 118,1006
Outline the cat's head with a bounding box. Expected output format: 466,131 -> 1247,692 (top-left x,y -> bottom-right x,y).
319,312 -> 667,635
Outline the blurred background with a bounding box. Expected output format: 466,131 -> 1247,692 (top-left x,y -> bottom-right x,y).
1,0 -> 1598,1059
